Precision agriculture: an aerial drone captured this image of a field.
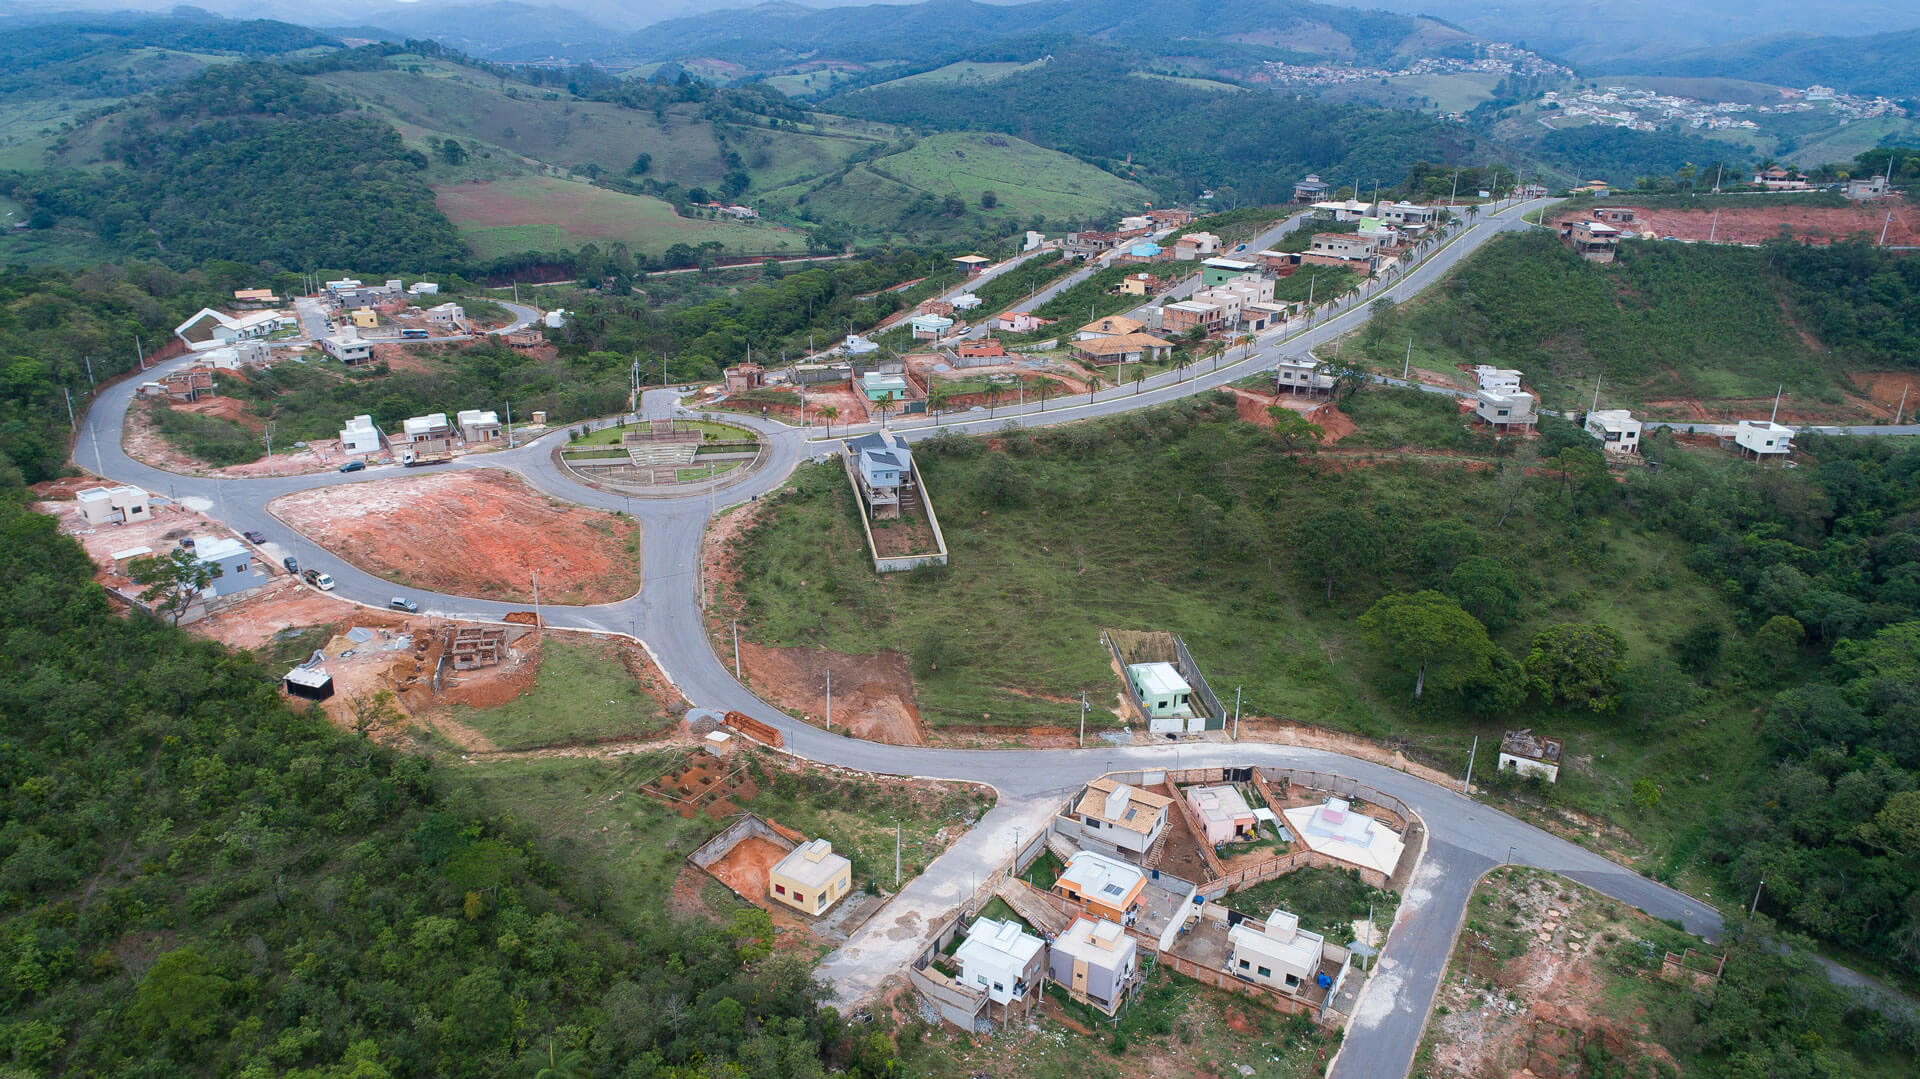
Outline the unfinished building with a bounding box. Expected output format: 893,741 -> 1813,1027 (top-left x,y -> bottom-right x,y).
448,626 -> 507,670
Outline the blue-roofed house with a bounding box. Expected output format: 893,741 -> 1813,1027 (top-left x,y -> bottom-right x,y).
845,429 -> 914,519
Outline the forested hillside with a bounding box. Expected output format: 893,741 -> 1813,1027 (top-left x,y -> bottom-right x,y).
0,14 -> 337,103
1372,231 -> 1920,408
4,63 -> 466,271
1620,27 -> 1920,100
0,494 -> 873,1076
829,48 -> 1465,204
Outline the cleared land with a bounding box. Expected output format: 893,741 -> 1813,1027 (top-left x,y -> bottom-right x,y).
270,469 -> 641,604
1619,197 -> 1920,246
436,176 -> 807,259
441,634 -> 676,752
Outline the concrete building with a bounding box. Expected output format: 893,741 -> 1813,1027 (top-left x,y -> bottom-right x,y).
846,429 -> 914,519
457,409 -> 502,443
995,312 -> 1053,334
908,313 -> 954,340
1049,917 -> 1139,1015
768,838 -> 852,916
407,281 -> 441,295
75,485 -> 151,526
319,334 -> 373,364
1071,333 -> 1175,368
1301,233 -> 1377,269
1161,298 -> 1230,335
1844,176 -> 1889,200
1473,366 -> 1523,393
1376,201 -> 1439,232
401,413 -> 453,443
339,415 -> 382,456
192,536 -> 265,598
1200,258 -> 1258,287
1293,174 -> 1331,202
425,302 -> 466,325
1186,785 -> 1258,845
724,363 -> 765,392
349,308 -> 379,329
1054,850 -> 1146,923
950,293 -> 983,312
1311,199 -> 1373,221
1281,798 -> 1405,880
1127,661 -> 1194,733
1228,909 -> 1327,994
953,918 -> 1045,1006
1118,272 -> 1168,297
952,255 -> 992,275
1558,219 -> 1621,263
1071,777 -> 1172,858
1591,207 -> 1639,226
1498,729 -> 1563,783
842,334 -> 881,356
1585,409 -> 1641,454
860,372 -> 910,404
1274,356 -> 1333,395
1174,232 -> 1223,260
1475,389 -> 1537,431
172,308 -> 289,350
1733,420 -> 1794,457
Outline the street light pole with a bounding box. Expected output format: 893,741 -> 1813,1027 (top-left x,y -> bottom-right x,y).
1462,734 -> 1478,793
1079,692 -> 1089,748
825,668 -> 832,733
1232,685 -> 1241,740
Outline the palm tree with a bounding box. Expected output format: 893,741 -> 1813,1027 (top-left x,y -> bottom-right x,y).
1034,376 -> 1059,410
819,404 -> 838,437
1175,354 -> 1192,382
873,392 -> 897,427
535,1042 -> 590,1079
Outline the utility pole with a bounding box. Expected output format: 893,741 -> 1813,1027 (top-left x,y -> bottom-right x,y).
1591,375 -> 1603,416
1894,384 -> 1909,425
1403,337 -> 1412,380
264,422 -> 275,475
1232,685 -> 1242,740
1881,211 -> 1895,246
63,386 -> 75,431
1462,734 -> 1478,793
732,619 -> 741,678
1750,878 -> 1765,918
532,569 -> 542,629
1079,692 -> 1089,748
895,823 -> 902,887
135,336 -> 146,371
84,354 -> 94,387
825,668 -> 832,733
1770,385 -> 1783,425
505,401 -> 515,448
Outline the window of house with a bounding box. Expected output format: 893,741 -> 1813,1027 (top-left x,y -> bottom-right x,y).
1085,818 -> 1101,828
774,884 -> 786,895
1286,973 -> 1299,987
1239,959 -> 1250,970
993,983 -> 1004,992
1257,966 -> 1272,978
794,893 -> 804,904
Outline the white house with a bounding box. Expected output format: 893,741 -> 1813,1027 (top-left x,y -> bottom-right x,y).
1473,366 -> 1523,393
457,409 -> 502,443
950,293 -> 983,312
1071,777 -> 1173,859
426,302 -> 466,324
908,313 -> 954,340
1127,661 -> 1199,735
323,278 -> 363,294
401,413 -> 453,442
1585,409 -> 1641,454
319,334 -> 373,364
75,485 -> 151,526
1498,729 -> 1563,783
846,429 -> 913,519
339,415 -> 381,456
1281,798 -> 1405,879
1049,917 -> 1138,1016
953,918 -> 1046,1006
1227,909 -> 1328,994
543,310 -> 569,328
192,536 -> 266,598
1733,420 -> 1793,457
173,308 -> 288,350
407,281 -> 441,295
1475,389 -> 1536,430
1274,356 -> 1333,395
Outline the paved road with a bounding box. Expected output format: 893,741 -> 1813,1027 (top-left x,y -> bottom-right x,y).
72,198 -> 1895,1078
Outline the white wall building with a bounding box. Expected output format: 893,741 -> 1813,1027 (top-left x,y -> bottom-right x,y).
1733,420 -> 1793,457
953,918 -> 1046,1006
75,485 -> 151,526
1228,909 -> 1325,993
339,415 -> 382,456
1274,356 -> 1333,395
401,413 -> 452,442
1585,409 -> 1641,454
1475,389 -> 1536,430
457,409 -> 502,443
1473,366 -> 1523,393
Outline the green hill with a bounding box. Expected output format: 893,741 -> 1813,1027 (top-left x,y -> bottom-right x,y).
765,130 -> 1151,231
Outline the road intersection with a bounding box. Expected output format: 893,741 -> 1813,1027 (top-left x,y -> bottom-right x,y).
75,200 -> 1770,1077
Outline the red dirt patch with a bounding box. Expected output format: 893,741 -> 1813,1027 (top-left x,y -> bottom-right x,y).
736,642 -> 927,746
1228,388 -> 1355,443
124,397 -> 356,478
1848,371 -> 1919,420
1620,197 -> 1920,246
705,835 -> 791,907
270,469 -> 641,604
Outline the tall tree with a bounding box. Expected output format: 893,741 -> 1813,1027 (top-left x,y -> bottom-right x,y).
1358,590 -> 1502,700
1291,506 -> 1382,603
1524,622 -> 1628,712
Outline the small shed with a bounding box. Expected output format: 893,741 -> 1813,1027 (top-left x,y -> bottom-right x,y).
284,667 -> 335,701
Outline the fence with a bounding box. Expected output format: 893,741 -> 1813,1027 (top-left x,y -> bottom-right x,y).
839,451 -> 950,573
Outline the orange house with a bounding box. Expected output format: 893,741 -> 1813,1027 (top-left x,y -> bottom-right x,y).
1053,851 -> 1146,922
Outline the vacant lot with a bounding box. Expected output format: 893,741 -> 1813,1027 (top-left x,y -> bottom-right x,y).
1623,198 -> 1920,246
437,175 -> 807,259
441,634 -> 675,752
270,469 -> 640,604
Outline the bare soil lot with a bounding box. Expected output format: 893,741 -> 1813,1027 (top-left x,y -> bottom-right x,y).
270,469 -> 641,604
1624,197 -> 1920,246
736,642 -> 928,745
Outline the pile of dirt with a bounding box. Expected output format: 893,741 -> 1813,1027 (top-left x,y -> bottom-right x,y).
1623,197 -> 1920,246
736,642 -> 927,746
1228,388 -> 1355,443
269,470 -> 641,604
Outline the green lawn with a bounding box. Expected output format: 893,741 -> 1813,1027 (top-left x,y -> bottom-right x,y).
445,637 -> 671,752
873,61 -> 1045,90
1129,71 -> 1248,93
722,393 -> 1779,873
435,176 -> 808,260
1222,867 -> 1397,946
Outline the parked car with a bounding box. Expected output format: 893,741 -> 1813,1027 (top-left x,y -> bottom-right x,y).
243,530 -> 266,544
282,557 -> 299,574
176,536 -> 195,549
389,597 -> 419,613
302,569 -> 335,591
340,460 -> 367,473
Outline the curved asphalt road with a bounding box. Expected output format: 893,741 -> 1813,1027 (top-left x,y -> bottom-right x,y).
75,200 -> 1891,1078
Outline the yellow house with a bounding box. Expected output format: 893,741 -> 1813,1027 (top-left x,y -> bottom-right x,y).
768,839 -> 852,916
350,309 -> 379,329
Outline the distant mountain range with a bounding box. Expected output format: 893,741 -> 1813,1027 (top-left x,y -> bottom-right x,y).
1613,28 -> 1920,99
